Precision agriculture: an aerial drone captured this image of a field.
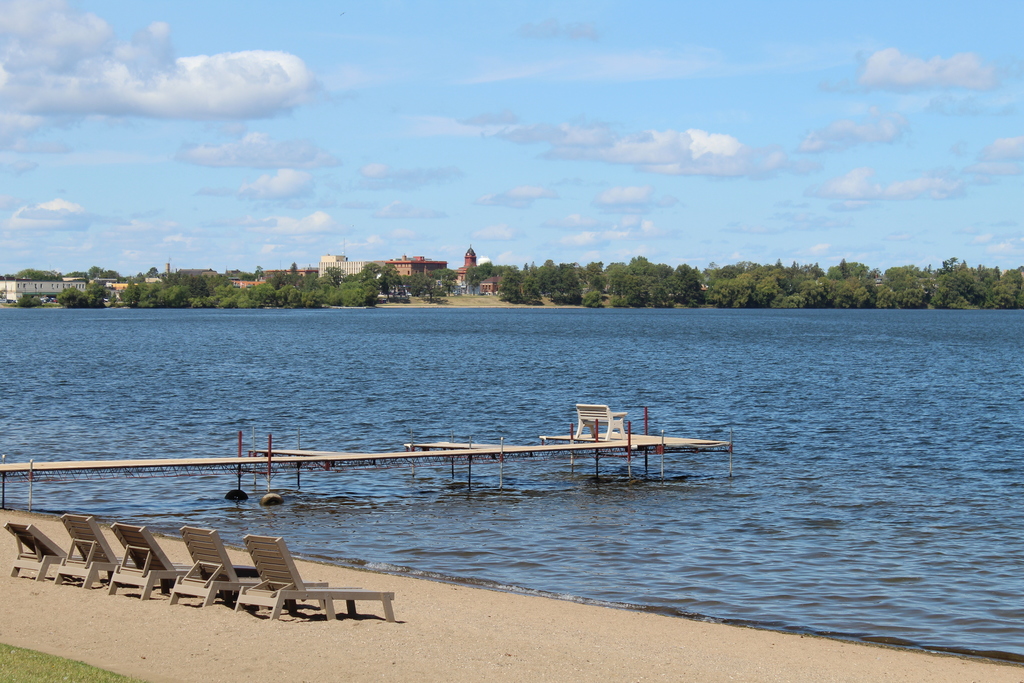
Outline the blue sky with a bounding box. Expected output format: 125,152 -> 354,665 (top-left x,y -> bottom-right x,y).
1,0 -> 1021,275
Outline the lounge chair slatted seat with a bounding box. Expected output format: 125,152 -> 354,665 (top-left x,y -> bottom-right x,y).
5,522 -> 67,581
236,535 -> 395,622
54,514 -> 121,589
108,523 -> 189,599
575,404 -> 628,441
169,527 -> 260,607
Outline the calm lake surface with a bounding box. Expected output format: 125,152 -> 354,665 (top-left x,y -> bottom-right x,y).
2,307 -> 1022,659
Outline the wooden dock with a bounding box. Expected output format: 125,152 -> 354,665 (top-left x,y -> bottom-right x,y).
0,432 -> 732,507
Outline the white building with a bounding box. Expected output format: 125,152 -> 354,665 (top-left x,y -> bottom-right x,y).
319,254 -> 385,278
2,279 -> 86,302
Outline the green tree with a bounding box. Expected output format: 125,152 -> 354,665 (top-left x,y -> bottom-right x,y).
498,267 -> 524,303
121,283 -> 142,307
434,268 -> 459,296
16,294 -> 42,307
15,269 -> 61,281
57,287 -> 87,308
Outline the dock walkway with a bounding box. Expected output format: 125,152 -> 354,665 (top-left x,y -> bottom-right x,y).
0,433 -> 732,506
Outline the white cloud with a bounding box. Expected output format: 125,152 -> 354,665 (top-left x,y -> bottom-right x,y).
0,112 -> 46,150
0,0 -> 316,120
241,211 -> 338,235
388,228 -> 417,240
857,48 -> 997,91
592,185 -> 655,213
963,161 -> 1021,176
809,167 -> 965,201
176,132 -> 337,168
498,122 -> 791,177
543,213 -> 601,228
979,136 -> 1024,161
373,201 -> 446,219
799,109 -> 908,153
476,185 -> 557,209
472,224 -> 518,240
238,169 -> 314,200
559,231 -> 600,247
4,197 -> 91,230
358,163 -> 462,191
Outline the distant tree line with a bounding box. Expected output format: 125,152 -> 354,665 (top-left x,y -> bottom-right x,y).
481,256 -> 1024,309
6,256 -> 1024,309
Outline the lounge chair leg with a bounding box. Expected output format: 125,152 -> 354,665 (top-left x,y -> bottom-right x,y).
323,598 -> 336,620
141,578 -> 156,600
381,597 -> 395,623
108,580 -> 119,596
270,599 -> 285,620
346,600 -> 357,617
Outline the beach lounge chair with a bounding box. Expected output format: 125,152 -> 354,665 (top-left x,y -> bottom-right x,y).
54,514 -> 121,589
169,526 -> 261,607
235,534 -> 396,622
5,522 -> 67,581
107,523 -> 190,599
574,404 -> 628,441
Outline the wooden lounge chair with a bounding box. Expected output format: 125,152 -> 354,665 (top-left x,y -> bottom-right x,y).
235,535 -> 396,622
574,404 -> 628,441
54,514 -> 121,589
5,522 -> 67,581
108,523 -> 190,599
169,526 -> 261,607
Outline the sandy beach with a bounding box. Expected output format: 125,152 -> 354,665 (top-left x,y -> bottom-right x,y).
1,509 -> 1020,683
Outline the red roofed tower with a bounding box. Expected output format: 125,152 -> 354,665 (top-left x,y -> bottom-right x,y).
457,246 -> 477,286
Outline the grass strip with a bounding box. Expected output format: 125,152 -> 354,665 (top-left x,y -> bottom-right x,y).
0,643 -> 143,682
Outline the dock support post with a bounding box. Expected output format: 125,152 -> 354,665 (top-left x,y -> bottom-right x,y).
499,437 -> 504,489
237,431 -> 243,490
468,454 -> 472,488
296,463 -> 301,489
729,427 -> 734,478
644,422 -> 648,474
266,434 -> 273,492
661,430 -> 665,482
627,421 -> 632,480
595,450 -> 599,480
27,459 -> 33,513
451,456 -> 455,479
569,423 -> 575,472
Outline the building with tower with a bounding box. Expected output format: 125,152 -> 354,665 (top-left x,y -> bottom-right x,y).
456,246 -> 477,285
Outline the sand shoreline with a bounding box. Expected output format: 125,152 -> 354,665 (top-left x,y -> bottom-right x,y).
2,508 -> 1021,682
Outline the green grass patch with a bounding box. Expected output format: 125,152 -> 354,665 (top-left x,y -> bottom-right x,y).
0,643 -> 143,682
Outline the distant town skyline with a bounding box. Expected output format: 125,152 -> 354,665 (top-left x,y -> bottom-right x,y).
0,0 -> 1021,275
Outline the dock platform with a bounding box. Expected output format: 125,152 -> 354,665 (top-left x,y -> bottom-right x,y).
0,431 -> 733,507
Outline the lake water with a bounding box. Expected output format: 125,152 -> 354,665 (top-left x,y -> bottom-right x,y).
2,307 -> 1022,660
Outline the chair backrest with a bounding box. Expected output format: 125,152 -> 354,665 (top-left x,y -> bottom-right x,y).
243,535 -> 306,591
61,514 -> 117,565
576,404 -> 612,422
111,523 -> 176,573
5,522 -> 66,561
180,526 -> 238,582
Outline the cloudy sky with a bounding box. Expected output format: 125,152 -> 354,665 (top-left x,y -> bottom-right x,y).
0,0 -> 1021,275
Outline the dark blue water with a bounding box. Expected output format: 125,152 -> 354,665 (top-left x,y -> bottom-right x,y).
2,308 -> 1022,659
